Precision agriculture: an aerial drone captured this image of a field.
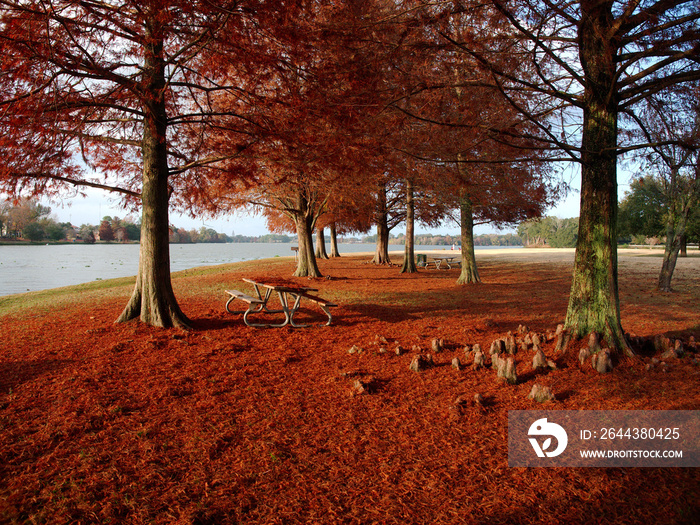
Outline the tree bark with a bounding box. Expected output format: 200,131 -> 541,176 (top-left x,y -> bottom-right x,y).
679,233 -> 687,257
457,191 -> 480,284
565,0 -> 631,355
315,227 -> 329,259
658,238 -> 681,292
374,221 -> 391,264
400,178 -> 417,273
658,202 -> 689,291
293,191 -> 322,278
329,222 -> 341,257
372,186 -> 391,264
116,21 -> 189,329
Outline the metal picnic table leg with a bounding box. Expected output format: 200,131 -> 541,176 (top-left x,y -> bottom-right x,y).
268,291 -> 293,327
287,293 -> 310,328
287,294 -> 335,327
242,286 -> 289,327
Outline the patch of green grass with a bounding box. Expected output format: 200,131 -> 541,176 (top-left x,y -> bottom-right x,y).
0,258 -> 284,319
0,276 -> 137,318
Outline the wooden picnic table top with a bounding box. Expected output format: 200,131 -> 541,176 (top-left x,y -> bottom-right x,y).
242,278 -> 317,293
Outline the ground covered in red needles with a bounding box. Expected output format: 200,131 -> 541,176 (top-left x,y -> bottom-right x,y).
0,251 -> 699,524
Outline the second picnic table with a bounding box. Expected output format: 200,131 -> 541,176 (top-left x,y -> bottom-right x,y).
225,278 -> 337,328
428,255 -> 460,269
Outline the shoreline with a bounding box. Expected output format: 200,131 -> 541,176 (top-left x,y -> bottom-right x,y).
1,246 -> 698,304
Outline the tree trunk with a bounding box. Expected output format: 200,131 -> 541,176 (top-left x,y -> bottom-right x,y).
565,0 -> 631,355
679,233 -> 687,257
293,192 -> 322,278
457,191 -> 480,284
116,23 -> 189,329
400,178 -> 417,273
329,222 -> 341,257
315,227 -> 329,259
373,221 -> 391,265
658,204 -> 689,291
372,186 -> 391,264
658,238 -> 681,292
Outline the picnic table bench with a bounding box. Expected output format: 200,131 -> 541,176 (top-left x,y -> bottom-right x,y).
225,278 -> 337,328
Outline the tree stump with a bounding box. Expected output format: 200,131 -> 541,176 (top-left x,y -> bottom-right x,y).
555,326 -> 571,354
352,379 -> 367,395
463,345 -> 472,361
431,338 -> 445,353
505,334 -> 517,355
351,376 -> 377,396
528,384 -> 556,403
472,346 -> 485,370
654,334 -> 672,354
592,348 -> 613,373
497,356 -> 518,384
579,346 -> 591,366
490,340 -> 505,369
490,339 -> 505,354
661,340 -> 684,359
375,335 -> 389,345
409,354 -> 433,372
532,346 -> 548,370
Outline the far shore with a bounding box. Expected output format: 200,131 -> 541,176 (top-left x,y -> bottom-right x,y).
391,246 -> 699,263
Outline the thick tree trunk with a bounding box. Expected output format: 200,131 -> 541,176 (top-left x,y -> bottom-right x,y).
329,222 -> 341,257
373,220 -> 391,264
372,186 -> 391,264
679,233 -> 687,257
116,24 -> 189,329
457,192 -> 480,284
315,227 -> 329,259
565,0 -> 630,355
400,178 -> 417,273
293,192 -> 322,277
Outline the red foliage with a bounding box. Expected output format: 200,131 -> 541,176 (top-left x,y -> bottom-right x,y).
1,252 -> 699,523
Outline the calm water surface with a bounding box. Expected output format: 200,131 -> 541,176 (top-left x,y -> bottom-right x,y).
0,243 -> 499,296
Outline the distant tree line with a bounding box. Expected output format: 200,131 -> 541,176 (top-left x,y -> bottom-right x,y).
228,234 -> 295,243
0,199 -> 234,244
1,199 -> 74,241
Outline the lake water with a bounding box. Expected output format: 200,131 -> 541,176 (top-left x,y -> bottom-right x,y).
0,242 -> 503,296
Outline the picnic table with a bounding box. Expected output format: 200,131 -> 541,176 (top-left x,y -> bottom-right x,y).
428,255 -> 460,269
225,278 -> 337,328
